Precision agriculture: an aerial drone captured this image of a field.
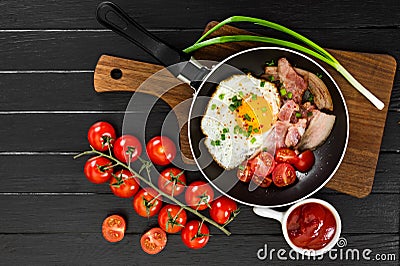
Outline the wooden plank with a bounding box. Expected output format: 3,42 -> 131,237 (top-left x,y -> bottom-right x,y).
0,233 -> 398,265
0,29 -> 399,70
1,0 -> 399,29
0,194 -> 397,234
0,152 -> 398,194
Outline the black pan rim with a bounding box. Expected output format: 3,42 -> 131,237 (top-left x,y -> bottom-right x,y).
187,46 -> 350,208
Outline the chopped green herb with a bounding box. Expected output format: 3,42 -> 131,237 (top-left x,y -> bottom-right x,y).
261,107 -> 267,113
268,75 -> 275,82
260,80 -> 266,87
252,93 -> 257,100
229,104 -> 236,112
253,128 -> 259,133
250,137 -> 257,144
238,128 -> 244,134
234,125 -> 241,134
219,94 -> 225,100
223,128 -> 229,133
316,73 -> 323,79
308,94 -> 314,103
262,147 -> 268,152
211,104 -> 217,110
232,95 -> 238,102
287,92 -> 293,99
295,112 -> 302,118
280,88 -> 287,96
238,165 -> 245,171
265,59 -> 275,66
247,125 -> 253,135
244,113 -> 251,121
239,91 -> 244,98
215,140 -> 221,146
307,111 -> 313,117
221,134 -> 226,140
210,140 -> 215,146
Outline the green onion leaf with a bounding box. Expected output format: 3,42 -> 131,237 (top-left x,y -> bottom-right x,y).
215,140 -> 221,146
232,95 -> 238,102
238,128 -> 244,134
280,88 -> 287,96
229,104 -> 236,112
265,59 -> 275,66
316,73 -> 323,79
234,125 -> 240,134
221,134 -> 226,140
238,165 -> 245,171
239,91 -> 244,98
253,128 -> 259,133
219,94 -> 225,100
244,113 -> 251,121
247,125 -> 253,134
260,81 -> 266,87
223,128 -> 229,133
295,112 -> 302,118
211,104 -> 217,110
250,137 -> 257,144
269,75 -> 275,82
211,140 -> 216,146
287,92 -> 293,99
261,107 -> 267,113
252,93 -> 257,100
307,111 -> 313,117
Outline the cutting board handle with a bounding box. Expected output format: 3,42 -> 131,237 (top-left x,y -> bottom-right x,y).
93,54 -> 196,164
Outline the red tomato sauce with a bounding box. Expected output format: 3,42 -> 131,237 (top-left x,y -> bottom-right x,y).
286,203 -> 336,250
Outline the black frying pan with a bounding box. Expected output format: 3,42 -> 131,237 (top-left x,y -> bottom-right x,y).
96,2 -> 349,207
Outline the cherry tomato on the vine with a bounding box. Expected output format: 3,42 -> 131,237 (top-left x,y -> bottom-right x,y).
158,167 -> 186,196
109,169 -> 140,198
88,121 -> 116,152
158,204 -> 187,233
113,135 -> 142,164
133,187 -> 163,217
181,220 -> 210,249
294,150 -> 315,172
140,227 -> 167,255
209,196 -> 239,225
84,156 -> 113,184
185,181 -> 214,211
146,136 -> 176,166
102,215 -> 126,243
272,163 -> 297,187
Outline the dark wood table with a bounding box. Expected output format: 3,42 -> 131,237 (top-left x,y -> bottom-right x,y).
1,1 -> 398,265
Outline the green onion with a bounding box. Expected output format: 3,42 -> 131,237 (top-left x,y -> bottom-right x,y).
260,81 -> 265,87
280,88 -> 287,96
265,59 -> 275,66
232,95 -> 238,102
250,137 -> 257,144
262,147 -> 268,152
221,134 -> 226,140
223,128 -> 229,133
316,73 -> 323,79
287,92 -> 293,99
269,75 -> 275,82
252,93 -> 257,100
238,165 -> 245,170
215,140 -> 221,146
211,140 -> 216,146
238,128 -> 244,134
247,125 -> 253,134
244,113 -> 251,121
234,125 -> 241,134
261,107 -> 267,113
239,91 -> 244,98
307,111 -> 313,117
253,128 -> 259,133
211,104 -> 217,110
219,94 -> 225,100
183,15 -> 384,110
308,94 -> 314,103
295,112 -> 302,118
229,104 -> 236,112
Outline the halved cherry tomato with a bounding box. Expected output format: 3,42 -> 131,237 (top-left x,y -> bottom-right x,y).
140,227 -> 167,255
252,174 -> 273,188
146,136 -> 176,166
113,135 -> 142,164
158,204 -> 187,233
181,220 -> 210,249
272,163 -> 297,187
84,156 -> 113,184
253,151 -> 276,177
109,169 -> 140,198
102,214 -> 126,243
87,121 -> 116,152
133,187 -> 163,217
294,150 -> 315,172
237,159 -> 255,183
157,167 -> 186,196
209,196 -> 239,225
275,148 -> 299,165
185,181 -> 214,211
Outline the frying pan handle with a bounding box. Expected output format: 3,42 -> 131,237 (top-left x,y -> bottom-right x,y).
96,2 -> 190,67
253,207 -> 284,223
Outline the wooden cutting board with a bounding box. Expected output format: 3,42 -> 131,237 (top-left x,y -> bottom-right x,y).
93,21 -> 397,198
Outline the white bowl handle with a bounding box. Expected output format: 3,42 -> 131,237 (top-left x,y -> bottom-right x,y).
253,207 -> 284,223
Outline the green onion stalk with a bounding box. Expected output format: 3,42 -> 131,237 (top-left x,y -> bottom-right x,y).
183,16 -> 384,110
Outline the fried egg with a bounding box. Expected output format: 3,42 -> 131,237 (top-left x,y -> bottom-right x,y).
201,74 -> 280,170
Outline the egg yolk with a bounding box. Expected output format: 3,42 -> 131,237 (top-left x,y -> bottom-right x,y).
235,95 -> 273,135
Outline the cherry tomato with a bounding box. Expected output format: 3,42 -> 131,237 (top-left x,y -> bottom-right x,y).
109,169 -> 140,198
275,148 -> 299,165
87,121 -> 116,152
133,187 -> 163,217
158,167 -> 186,196
158,204 -> 187,233
84,156 -> 113,184
209,196 -> 239,225
102,215 -> 126,243
185,181 -> 214,211
113,135 -> 142,164
146,136 -> 176,166
272,163 -> 297,187
237,159 -> 255,183
140,227 -> 167,255
252,174 -> 273,188
253,151 -> 276,177
294,150 -> 315,172
181,220 -> 210,249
